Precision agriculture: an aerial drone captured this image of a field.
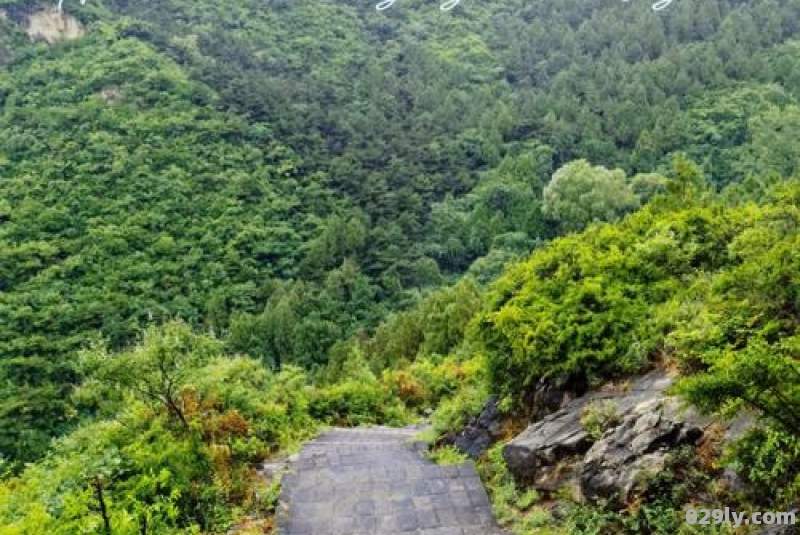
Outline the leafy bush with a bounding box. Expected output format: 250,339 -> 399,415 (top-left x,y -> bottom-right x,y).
470,181 -> 799,530
671,186 -> 800,432
427,379 -> 489,439
427,445 -> 469,466
563,501 -> 732,535
0,323 -> 397,534
365,278 -> 484,368
726,428 -> 800,508
478,444 -> 542,528
476,179 -> 800,426
308,380 -> 406,427
475,197 -> 738,407
383,355 -> 475,410
542,159 -> 641,233
580,400 -> 620,440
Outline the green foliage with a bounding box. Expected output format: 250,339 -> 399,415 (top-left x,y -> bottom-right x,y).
382,356 -> 466,409
0,34 -> 335,461
473,179 -> 798,529
0,323 -> 297,534
580,400 -> 620,440
425,143 -> 554,272
103,0 -> 800,187
725,427 -> 800,508
0,357 -> 76,469
2,0 -> 800,467
476,179 -> 798,414
308,379 -> 405,427
260,475 -> 282,516
638,86 -> 797,183
424,359 -> 489,439
563,473 -> 733,535
670,183 -> 799,431
0,0 -> 798,530
426,445 -> 469,466
226,262 -> 383,369
0,321 -> 432,534
543,160 -> 641,233
478,444 -> 543,529
365,277 -> 484,368
475,209 -> 690,405
308,344 -> 407,426
560,500 -> 740,535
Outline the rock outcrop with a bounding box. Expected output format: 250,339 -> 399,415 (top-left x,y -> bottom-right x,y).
579,397 -> 705,503
445,374 -> 588,459
444,396 -> 505,458
502,370 -> 713,503
527,373 -> 588,421
502,396 -> 592,490
26,7 -> 84,43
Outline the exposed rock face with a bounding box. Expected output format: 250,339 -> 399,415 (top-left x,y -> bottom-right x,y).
26,7 -> 84,44
502,370 -> 714,503
444,396 -> 504,458
579,398 -> 705,503
503,371 -> 674,489
527,373 -> 590,421
445,374 -> 589,459
502,397 -> 592,490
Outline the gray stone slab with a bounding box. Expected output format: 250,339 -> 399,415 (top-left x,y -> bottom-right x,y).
277,426 -> 511,535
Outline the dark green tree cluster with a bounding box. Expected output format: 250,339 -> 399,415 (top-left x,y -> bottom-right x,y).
0,35 -> 337,465
90,0 -> 800,267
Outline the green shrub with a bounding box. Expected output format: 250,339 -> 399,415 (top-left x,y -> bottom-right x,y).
726,427 -> 800,508
307,380 -> 406,426
427,445 -> 469,466
382,354 -> 485,413
475,202 -> 740,407
580,400 -> 620,440
477,444 -> 543,529
563,502 -> 733,535
427,382 -> 488,439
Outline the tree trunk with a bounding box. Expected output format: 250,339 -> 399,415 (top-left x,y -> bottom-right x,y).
92,477 -> 112,535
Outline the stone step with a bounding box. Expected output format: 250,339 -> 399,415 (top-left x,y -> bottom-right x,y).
303,439 -> 420,446
277,426 -> 508,535
311,436 -> 422,446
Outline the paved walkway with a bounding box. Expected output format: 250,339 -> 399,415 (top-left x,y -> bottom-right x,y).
276,426 -> 511,535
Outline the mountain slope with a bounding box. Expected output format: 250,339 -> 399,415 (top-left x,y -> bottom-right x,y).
0,0 -> 799,474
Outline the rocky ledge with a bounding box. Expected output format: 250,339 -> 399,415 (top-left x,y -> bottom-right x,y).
501,370 -> 723,504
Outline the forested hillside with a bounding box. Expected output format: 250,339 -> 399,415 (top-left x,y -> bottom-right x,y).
0,0 -> 798,533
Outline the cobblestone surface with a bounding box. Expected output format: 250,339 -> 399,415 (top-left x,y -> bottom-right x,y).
277,427 -> 511,535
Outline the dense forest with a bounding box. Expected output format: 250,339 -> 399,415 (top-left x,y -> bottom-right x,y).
0,0 -> 798,533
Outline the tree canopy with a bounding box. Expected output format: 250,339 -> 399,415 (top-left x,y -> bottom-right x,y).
0,0 -> 798,531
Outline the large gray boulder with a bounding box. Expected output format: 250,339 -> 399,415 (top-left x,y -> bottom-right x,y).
579,398 -> 705,503
502,396 -> 593,489
502,370 -> 708,500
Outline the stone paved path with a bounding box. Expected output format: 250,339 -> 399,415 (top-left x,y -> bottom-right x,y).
277,426 -> 511,535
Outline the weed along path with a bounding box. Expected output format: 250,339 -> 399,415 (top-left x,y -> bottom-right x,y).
276,426 -> 511,535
